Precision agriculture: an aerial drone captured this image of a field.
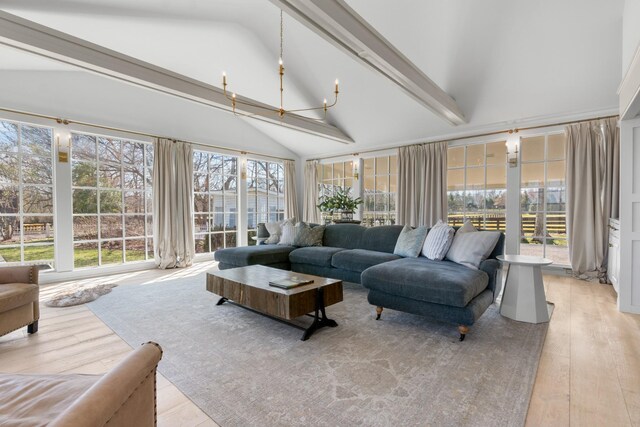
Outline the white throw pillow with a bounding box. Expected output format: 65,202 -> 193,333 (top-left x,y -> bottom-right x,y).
264,221 -> 282,244
421,220 -> 455,260
445,221 -> 500,269
278,219 -> 297,246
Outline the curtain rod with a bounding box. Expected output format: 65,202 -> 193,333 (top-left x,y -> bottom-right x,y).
0,107 -> 296,162
309,114 -> 619,162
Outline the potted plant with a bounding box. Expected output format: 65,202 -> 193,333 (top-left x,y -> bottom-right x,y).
317,187 -> 363,222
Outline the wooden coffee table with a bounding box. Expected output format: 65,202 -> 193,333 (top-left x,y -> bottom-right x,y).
206,265 -> 343,341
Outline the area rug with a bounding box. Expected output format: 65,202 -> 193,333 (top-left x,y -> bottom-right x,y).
46,283 -> 118,307
88,273 -> 547,427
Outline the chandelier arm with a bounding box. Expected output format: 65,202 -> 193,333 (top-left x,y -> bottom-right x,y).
285,93 -> 339,113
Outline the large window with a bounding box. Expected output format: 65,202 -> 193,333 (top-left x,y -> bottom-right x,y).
520,133 -> 568,265
71,133 -> 153,268
362,155 -> 397,226
0,120 -> 55,268
317,161 -> 354,197
193,152 -> 238,253
447,141 -> 507,231
246,159 -> 284,245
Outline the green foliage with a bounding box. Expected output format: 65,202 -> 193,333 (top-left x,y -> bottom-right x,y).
317,187 -> 363,213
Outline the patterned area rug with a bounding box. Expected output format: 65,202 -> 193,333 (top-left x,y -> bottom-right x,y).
88,272 -> 547,427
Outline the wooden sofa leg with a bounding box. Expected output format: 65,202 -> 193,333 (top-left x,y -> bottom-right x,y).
375,306 -> 383,320
458,325 -> 469,341
27,321 -> 38,334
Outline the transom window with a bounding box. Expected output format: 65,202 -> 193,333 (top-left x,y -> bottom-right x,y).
362,155 -> 397,226
71,133 -> 153,268
193,152 -> 238,253
246,159 -> 284,245
0,120 -> 55,269
447,141 -> 507,231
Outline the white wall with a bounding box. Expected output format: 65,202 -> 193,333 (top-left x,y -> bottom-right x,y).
623,0 -> 640,76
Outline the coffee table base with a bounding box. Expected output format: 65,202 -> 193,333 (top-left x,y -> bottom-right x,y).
216,287 -> 338,341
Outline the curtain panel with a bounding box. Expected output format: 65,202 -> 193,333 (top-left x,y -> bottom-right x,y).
565,117 -> 619,280
152,138 -> 195,269
303,160 -> 321,223
397,142 -> 448,227
283,160 -> 300,220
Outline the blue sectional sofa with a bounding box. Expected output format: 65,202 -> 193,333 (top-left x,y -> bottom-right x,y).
214,224 -> 504,340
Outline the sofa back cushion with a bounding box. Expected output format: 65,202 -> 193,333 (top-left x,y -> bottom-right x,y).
359,225 -> 405,253
393,225 -> 429,258
322,224 -> 365,249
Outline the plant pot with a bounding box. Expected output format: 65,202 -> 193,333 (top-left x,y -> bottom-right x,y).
340,211 -> 354,221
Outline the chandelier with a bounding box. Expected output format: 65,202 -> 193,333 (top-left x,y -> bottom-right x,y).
222,10 -> 339,121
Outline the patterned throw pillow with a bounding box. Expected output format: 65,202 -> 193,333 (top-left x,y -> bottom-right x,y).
293,222 -> 326,247
264,221 -> 282,244
445,220 -> 501,269
421,220 -> 455,260
393,225 -> 428,258
278,219 -> 297,246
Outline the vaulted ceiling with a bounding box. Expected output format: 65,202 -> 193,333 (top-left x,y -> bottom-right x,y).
0,0 -> 626,158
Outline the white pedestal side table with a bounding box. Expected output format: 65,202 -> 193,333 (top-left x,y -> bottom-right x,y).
497,255 -> 554,323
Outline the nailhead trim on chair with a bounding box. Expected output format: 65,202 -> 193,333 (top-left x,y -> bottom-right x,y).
0,320 -> 33,337
104,342 -> 163,426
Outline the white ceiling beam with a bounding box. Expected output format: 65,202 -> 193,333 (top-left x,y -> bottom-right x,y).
270,0 -> 466,126
0,10 -> 354,144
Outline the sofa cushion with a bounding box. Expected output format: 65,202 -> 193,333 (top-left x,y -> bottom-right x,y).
214,245 -> 295,267
293,223 -> 326,247
359,225 -> 404,253
361,258 -> 489,308
0,283 -> 38,312
289,247 -> 346,268
0,373 -> 99,426
323,224 -> 365,249
331,249 -> 401,273
393,226 -> 428,258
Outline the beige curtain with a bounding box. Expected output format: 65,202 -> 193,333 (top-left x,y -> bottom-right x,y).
283,160 -> 299,220
153,138 -> 195,269
303,160 -> 321,223
565,118 -> 619,281
397,142 -> 448,227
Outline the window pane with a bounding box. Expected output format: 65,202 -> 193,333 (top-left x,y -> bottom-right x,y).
521,188 -> 544,212
23,216 -> 54,244
375,157 -> 389,175
21,125 -> 52,157
99,163 -> 121,188
195,214 -> 209,233
363,158 -> 374,177
521,212 -> 546,237
72,161 -> 97,187
0,216 -> 19,245
0,186 -> 19,213
101,240 -> 123,265
74,242 -> 99,268
194,193 -> 208,213
72,189 -> 97,214
0,122 -> 18,152
72,134 -> 96,161
466,167 -> 484,191
521,136 -> 545,162
486,141 -> 507,165
333,163 -> 344,180
101,215 -> 123,239
124,191 -> 144,213
547,161 -> 565,187
448,147 -> 464,168
122,141 -> 144,165
24,245 -> 54,263
98,137 -> 121,163
195,234 -> 208,253
124,215 -> 145,237
125,239 -> 146,262
375,176 -> 388,192
211,233 -> 224,251
521,163 -> 544,187
100,190 -> 122,213
23,186 -> 53,214
22,156 -> 52,185
546,238 -> 569,265
466,144 -> 484,167
123,165 -> 145,190
547,133 -> 566,160
389,155 -> 397,175
344,161 -> 354,178
0,154 -> 19,183
73,216 -> 98,240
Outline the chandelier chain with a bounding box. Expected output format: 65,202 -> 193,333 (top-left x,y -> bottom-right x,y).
280,10 -> 283,61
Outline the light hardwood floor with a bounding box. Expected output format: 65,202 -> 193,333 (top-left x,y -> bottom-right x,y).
1,262 -> 638,426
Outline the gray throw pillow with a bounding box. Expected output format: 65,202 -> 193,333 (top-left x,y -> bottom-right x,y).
293,222 -> 325,247
445,227 -> 501,269
264,221 -> 282,244
278,219 -> 297,246
393,225 -> 428,258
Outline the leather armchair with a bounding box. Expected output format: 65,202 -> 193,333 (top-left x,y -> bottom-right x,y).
0,265 -> 39,337
0,342 -> 163,426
